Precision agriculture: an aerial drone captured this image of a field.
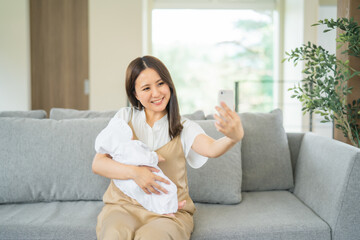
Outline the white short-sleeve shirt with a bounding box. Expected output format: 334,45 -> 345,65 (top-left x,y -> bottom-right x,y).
113,107 -> 208,169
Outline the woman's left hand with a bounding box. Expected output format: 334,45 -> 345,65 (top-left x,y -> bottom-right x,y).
214,102 -> 244,143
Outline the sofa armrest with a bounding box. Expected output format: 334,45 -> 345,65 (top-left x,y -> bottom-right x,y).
294,133 -> 360,240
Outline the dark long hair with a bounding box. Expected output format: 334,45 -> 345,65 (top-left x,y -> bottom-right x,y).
125,55 -> 183,139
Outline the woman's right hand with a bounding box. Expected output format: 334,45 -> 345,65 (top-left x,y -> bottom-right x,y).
132,166 -> 170,195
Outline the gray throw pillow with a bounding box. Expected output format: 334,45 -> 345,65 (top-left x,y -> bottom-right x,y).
200,109 -> 293,191
182,110 -> 206,120
187,120 -> 242,204
0,118 -> 110,203
50,108 -> 117,120
205,113 -> 215,120
240,109 -> 293,191
0,110 -> 47,119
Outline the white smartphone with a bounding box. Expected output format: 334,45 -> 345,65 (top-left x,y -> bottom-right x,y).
218,90 -> 235,110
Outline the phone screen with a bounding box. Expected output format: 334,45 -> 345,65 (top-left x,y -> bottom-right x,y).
218,90 -> 235,110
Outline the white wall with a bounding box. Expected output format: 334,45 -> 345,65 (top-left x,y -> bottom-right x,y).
89,0 -> 144,110
0,0 -> 329,116
0,0 -> 144,111
0,0 -> 30,111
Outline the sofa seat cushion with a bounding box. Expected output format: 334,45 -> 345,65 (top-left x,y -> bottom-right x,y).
0,192 -> 331,240
0,201 -> 103,240
192,191 -> 330,240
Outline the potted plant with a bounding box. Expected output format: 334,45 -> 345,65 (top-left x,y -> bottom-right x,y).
283,10 -> 360,148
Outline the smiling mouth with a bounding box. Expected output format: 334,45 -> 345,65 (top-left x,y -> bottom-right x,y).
151,97 -> 164,105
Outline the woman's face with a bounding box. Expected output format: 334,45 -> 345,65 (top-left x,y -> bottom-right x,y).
134,68 -> 171,115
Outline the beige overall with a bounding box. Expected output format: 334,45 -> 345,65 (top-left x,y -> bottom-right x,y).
96,119 -> 195,240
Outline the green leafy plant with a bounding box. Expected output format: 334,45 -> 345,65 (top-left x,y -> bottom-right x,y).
283,15 -> 360,148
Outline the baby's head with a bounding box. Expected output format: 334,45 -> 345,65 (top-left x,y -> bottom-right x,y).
109,118 -> 133,142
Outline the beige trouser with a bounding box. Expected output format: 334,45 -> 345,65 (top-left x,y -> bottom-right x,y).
96,204 -> 194,240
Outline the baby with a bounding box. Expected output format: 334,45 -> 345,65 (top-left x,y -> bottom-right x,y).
95,117 -> 178,215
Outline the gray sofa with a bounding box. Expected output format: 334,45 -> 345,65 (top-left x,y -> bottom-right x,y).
0,108 -> 359,240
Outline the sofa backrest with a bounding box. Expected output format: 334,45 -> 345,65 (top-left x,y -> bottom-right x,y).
49,108 -> 117,120
49,108 -> 206,121
286,132 -> 305,177
0,110 -> 47,119
0,118 -> 110,203
0,108 -> 294,204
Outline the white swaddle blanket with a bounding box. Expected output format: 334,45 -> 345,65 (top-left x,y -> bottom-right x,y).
95,117 -> 178,214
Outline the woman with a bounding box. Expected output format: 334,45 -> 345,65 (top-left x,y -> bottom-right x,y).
92,55 -> 244,240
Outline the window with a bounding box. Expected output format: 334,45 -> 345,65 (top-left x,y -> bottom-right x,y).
150,1 -> 335,138
152,4 -> 275,115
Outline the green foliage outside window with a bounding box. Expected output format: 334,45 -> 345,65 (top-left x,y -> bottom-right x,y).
153,10 -> 274,115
